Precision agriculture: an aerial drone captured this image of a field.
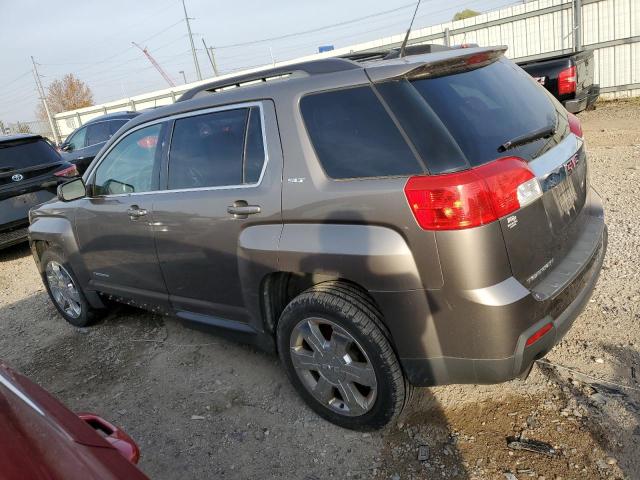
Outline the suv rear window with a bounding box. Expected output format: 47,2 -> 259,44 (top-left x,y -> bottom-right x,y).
0,138 -> 61,172
301,86 -> 424,179
377,58 -> 565,173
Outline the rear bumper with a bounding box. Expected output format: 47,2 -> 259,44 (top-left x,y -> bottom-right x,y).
564,84 -> 600,113
372,185 -> 606,387
400,227 -> 606,386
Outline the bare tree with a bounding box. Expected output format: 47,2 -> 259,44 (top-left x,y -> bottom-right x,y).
15,122 -> 32,134
452,9 -> 480,21
36,74 -> 94,120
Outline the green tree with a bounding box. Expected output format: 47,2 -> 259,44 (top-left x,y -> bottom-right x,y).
453,9 -> 480,21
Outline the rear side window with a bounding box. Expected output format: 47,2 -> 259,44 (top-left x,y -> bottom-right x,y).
244,108 -> 265,183
85,121 -> 111,146
167,106 -> 265,190
301,86 -> 423,179
0,138 -> 61,171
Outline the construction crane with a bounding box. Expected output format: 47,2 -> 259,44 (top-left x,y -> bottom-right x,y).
132,42 -> 176,87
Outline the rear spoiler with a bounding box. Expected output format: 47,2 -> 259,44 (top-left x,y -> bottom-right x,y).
365,46 -> 507,83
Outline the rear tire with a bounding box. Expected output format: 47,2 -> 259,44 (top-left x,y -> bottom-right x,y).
277,281 -> 407,430
41,249 -> 100,328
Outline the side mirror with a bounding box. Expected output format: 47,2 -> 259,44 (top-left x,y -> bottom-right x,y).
60,142 -> 73,152
104,178 -> 134,195
57,178 -> 86,202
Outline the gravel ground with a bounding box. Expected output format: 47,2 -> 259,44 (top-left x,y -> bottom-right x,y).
0,100 -> 638,480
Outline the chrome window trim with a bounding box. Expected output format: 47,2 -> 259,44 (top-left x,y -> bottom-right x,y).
529,133 -> 583,183
84,101 -> 269,198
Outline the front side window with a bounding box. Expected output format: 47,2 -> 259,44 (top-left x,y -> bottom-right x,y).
66,126 -> 87,151
300,86 -> 423,179
85,121 -> 111,146
93,123 -> 163,196
167,106 -> 265,190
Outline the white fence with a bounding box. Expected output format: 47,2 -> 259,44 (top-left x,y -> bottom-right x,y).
54,0 -> 640,138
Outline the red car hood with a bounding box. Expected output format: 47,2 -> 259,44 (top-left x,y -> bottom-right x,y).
0,362 -> 148,480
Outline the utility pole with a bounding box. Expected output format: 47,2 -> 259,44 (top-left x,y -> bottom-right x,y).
182,0 -> 202,81
573,0 -> 583,51
31,56 -> 59,144
202,38 -> 219,76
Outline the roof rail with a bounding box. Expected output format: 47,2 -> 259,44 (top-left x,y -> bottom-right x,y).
177,58 -> 360,102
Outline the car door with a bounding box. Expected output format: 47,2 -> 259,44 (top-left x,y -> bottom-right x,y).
152,102 -> 282,323
75,122 -> 170,309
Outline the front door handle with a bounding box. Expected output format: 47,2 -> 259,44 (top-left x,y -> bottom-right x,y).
127,206 -> 148,219
227,200 -> 261,219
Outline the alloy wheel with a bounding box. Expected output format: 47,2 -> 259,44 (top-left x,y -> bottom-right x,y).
289,317 -> 377,416
45,261 -> 82,319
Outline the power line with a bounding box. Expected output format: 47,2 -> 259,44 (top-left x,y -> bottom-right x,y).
215,0 -> 503,72
0,70 -> 33,90
213,1 -> 420,49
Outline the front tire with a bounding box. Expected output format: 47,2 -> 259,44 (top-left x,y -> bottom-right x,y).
277,281 -> 408,430
41,249 -> 99,327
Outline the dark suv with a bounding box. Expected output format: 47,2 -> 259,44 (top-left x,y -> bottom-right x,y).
59,112 -> 139,174
0,134 -> 78,250
29,46 -> 606,430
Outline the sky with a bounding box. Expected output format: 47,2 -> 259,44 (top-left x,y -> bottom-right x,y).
0,0 -> 517,123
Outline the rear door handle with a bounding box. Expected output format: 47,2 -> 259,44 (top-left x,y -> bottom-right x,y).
227,200 -> 261,218
127,206 -> 148,219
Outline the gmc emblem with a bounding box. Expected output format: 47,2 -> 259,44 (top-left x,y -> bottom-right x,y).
565,154 -> 579,175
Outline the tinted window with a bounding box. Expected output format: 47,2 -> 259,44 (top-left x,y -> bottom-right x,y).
301,86 -> 422,179
93,123 -> 163,195
408,59 -> 562,168
0,138 -> 61,171
66,126 -> 87,150
109,119 -> 129,135
85,121 -> 111,146
243,107 -> 265,183
168,108 -> 259,189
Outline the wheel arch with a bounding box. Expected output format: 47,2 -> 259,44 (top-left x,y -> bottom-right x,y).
29,216 -> 105,309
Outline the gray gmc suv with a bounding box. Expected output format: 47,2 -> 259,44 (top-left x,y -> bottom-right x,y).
29,45 -> 607,430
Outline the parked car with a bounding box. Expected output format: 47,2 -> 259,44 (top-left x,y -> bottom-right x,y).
0,134 -> 78,250
29,46 -> 606,430
517,50 -> 599,113
59,112 -> 139,174
0,361 -> 147,479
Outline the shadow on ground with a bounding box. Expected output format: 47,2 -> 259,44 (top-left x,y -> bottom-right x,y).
0,242 -> 31,262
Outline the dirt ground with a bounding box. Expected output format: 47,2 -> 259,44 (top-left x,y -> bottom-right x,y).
1,100 -> 639,480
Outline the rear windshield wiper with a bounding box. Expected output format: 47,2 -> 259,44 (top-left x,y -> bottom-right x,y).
498,124 -> 556,153
0,166 -> 16,173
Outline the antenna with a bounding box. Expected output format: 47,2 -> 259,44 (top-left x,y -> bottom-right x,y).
399,0 -> 422,58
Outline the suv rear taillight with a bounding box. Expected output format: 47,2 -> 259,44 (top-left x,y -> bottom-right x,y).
558,65 -> 577,95
404,157 -> 542,231
567,112 -> 583,138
